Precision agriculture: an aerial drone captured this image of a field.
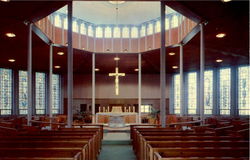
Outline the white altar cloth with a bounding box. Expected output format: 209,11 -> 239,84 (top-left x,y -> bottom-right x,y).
96,112 -> 138,126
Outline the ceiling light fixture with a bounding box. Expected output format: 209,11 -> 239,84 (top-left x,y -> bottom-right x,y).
216,59 -> 223,63
106,49 -> 110,52
1,0 -> 10,2
109,1 -> 125,5
134,68 -> 139,72
82,47 -> 85,50
123,49 -> 128,52
168,52 -> 175,56
222,0 -> 232,2
8,59 -> 15,62
54,66 -> 61,69
95,68 -> 100,71
172,66 -> 178,69
5,33 -> 16,38
216,33 -> 226,38
57,52 -> 64,56
114,57 -> 120,61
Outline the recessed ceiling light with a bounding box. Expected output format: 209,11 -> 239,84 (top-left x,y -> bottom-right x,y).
5,33 -> 16,38
57,52 -> 64,56
114,57 -> 120,61
1,0 -> 10,2
216,59 -> 223,63
8,59 -> 15,62
95,68 -> 100,71
109,1 -> 125,5
222,0 -> 232,2
168,52 -> 175,56
216,33 -> 226,38
172,66 -> 178,69
54,66 -> 61,69
82,47 -> 85,50
134,68 -> 139,72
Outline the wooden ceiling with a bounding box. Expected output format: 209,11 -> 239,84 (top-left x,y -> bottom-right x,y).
0,0 -> 248,75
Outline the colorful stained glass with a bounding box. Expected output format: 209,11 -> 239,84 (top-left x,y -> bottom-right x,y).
122,27 -> 129,38
140,25 -> 146,37
52,74 -> 60,114
80,23 -> 87,35
88,25 -> 94,37
113,27 -> 121,38
147,23 -> 153,35
219,68 -> 231,115
131,27 -> 138,38
96,26 -> 103,38
171,15 -> 179,28
238,66 -> 250,115
104,26 -> 112,38
0,69 -> 12,115
54,15 -> 62,28
19,71 -> 28,114
188,72 -> 197,114
204,70 -> 213,114
35,72 -> 46,114
173,74 -> 180,114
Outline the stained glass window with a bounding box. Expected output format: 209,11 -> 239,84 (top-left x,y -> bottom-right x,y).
140,25 -> 146,37
104,27 -> 112,38
52,74 -> 60,114
204,70 -> 213,114
63,18 -> 68,30
173,74 -> 180,114
131,27 -> 138,38
113,27 -> 121,38
122,27 -> 129,38
147,23 -> 153,35
165,18 -> 170,30
155,21 -> 161,33
171,15 -> 179,28
72,21 -> 79,32
35,72 -> 46,114
188,72 -> 197,114
19,71 -> 28,115
54,15 -> 62,28
219,68 -> 231,115
88,25 -> 94,37
0,69 -> 12,115
238,66 -> 250,115
141,105 -> 152,113
80,23 -> 87,35
96,26 -> 103,38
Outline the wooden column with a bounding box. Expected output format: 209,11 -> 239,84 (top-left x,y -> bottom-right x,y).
92,53 -> 96,123
160,1 -> 166,127
138,53 -> 142,123
27,23 -> 33,126
48,44 -> 53,123
67,2 -> 73,127
180,44 -> 184,116
199,23 -> 205,123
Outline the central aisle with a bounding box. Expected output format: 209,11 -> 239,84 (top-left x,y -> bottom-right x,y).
98,130 -> 136,160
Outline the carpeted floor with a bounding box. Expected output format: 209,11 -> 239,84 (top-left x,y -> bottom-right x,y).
98,144 -> 136,160
98,132 -> 136,160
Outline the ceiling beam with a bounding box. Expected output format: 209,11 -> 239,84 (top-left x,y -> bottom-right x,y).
32,24 -> 52,45
165,1 -> 203,23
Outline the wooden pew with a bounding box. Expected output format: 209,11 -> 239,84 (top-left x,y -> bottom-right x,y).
153,147 -> 249,160
0,148 -> 82,160
146,141 -> 249,160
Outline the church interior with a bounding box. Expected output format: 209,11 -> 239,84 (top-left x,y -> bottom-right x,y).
0,0 -> 249,159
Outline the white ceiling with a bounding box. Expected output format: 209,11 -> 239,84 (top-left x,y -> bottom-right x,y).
57,1 -> 161,25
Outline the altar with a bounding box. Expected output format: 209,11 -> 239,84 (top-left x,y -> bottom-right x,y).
95,106 -> 138,125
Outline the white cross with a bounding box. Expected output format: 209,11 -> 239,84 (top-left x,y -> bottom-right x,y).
109,67 -> 125,95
